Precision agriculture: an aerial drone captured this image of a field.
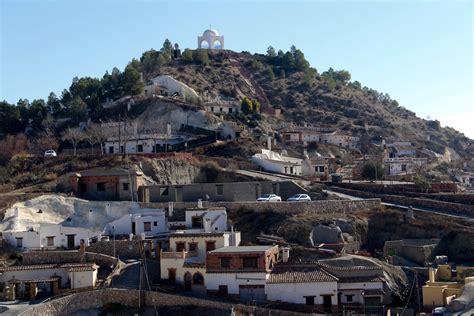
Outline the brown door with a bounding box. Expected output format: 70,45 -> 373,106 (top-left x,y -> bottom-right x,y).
66,235 -> 75,249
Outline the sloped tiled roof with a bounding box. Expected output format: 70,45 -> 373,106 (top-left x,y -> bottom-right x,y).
267,263 -> 338,284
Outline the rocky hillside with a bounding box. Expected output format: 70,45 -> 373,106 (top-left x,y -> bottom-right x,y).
148,50 -> 472,159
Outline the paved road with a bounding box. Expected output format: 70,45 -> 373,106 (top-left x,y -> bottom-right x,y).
0,299 -> 43,315
324,189 -> 474,222
110,259 -> 160,290
232,169 -> 311,186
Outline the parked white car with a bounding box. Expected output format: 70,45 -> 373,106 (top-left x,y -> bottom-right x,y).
44,150 -> 57,157
257,194 -> 282,202
287,194 -> 311,202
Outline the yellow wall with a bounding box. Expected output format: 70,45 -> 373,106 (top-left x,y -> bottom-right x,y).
423,285 -> 447,307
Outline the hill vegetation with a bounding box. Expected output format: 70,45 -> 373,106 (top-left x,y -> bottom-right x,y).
0,39 -> 472,167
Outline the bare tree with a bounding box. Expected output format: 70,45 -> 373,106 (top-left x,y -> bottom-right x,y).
85,123 -> 109,155
62,127 -> 85,156
448,159 -> 464,195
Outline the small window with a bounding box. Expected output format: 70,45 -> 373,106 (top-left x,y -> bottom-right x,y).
319,166 -> 325,172
206,241 -> 216,252
97,182 -> 106,192
120,146 -> 124,153
176,242 -> 185,252
242,257 -> 258,268
153,221 -> 157,226
137,144 -> 143,152
109,146 -> 114,154
220,257 -> 231,268
345,294 -> 354,302
192,216 -> 203,229
216,184 -> 224,195
210,106 -> 214,112
47,236 -> 55,247
143,222 -> 151,232
401,164 -> 407,171
220,107 -> 223,113
188,243 -> 198,252
16,238 -> 23,248
79,183 -> 87,193
168,268 -> 176,282
123,183 -> 129,191
160,187 -> 169,196
218,285 -> 228,296
229,108 -> 233,114
305,296 -> 315,306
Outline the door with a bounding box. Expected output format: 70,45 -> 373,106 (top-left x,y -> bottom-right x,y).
239,285 -> 265,304
184,272 -> 192,291
218,285 -> 228,297
305,296 -> 315,306
66,235 -> 75,249
175,187 -> 183,202
322,295 -> 332,313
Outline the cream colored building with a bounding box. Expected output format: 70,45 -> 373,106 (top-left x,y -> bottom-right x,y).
160,231 -> 240,293
422,264 -> 474,309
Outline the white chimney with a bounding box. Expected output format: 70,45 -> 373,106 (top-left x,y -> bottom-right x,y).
282,247 -> 290,263
197,199 -> 203,209
168,202 -> 174,217
129,233 -> 134,241
267,136 -> 272,151
140,233 -> 146,240
167,123 -> 172,136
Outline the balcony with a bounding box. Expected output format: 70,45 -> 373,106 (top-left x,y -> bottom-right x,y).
160,250 -> 198,259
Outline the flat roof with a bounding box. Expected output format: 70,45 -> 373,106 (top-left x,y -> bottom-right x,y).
209,245 -> 276,254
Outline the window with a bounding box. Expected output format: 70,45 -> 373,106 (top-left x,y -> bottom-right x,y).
120,146 -> 124,153
188,243 -> 198,252
218,285 -> 228,296
193,272 -> 204,285
47,236 -> 55,247
345,294 -> 354,302
242,257 -> 258,268
79,183 -> 87,193
401,164 -> 407,171
305,296 -> 315,306
16,238 -> 23,248
159,186 -> 169,196
220,107 -> 223,113
109,146 -> 114,154
137,144 -> 143,152
220,257 -> 231,268
206,241 -> 216,252
176,242 -> 186,252
319,166 -> 325,172
210,106 -> 214,112
153,221 -> 157,226
123,183 -> 129,191
229,108 -> 233,114
216,184 -> 224,195
143,222 -> 151,232
97,182 -> 106,192
191,216 -> 203,229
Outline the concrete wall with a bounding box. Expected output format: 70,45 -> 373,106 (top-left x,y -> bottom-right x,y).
0,268 -> 69,287
24,288 -> 308,315
21,251 -> 118,268
266,281 -> 337,305
142,199 -> 382,216
140,180 -> 305,202
85,240 -> 143,258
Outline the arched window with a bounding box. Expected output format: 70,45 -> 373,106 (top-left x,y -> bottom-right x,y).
193,272 -> 204,285
212,39 -> 222,49
200,40 -> 210,49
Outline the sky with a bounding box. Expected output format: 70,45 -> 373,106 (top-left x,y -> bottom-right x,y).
1,0 -> 473,137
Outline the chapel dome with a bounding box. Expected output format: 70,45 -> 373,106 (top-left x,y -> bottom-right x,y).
203,29 -> 219,37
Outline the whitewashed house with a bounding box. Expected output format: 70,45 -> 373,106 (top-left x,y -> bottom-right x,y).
0,263 -> 98,300
3,223 -> 97,250
265,263 -> 338,307
204,96 -> 240,115
104,133 -> 186,154
252,149 -> 303,176
384,157 -> 428,176
103,209 -> 167,237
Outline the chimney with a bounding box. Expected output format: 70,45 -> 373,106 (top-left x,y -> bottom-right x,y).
14,207 -> 19,218
168,202 -> 174,217
267,136 -> 272,151
197,199 -> 203,209
129,233 -> 134,241
429,267 -> 436,283
79,239 -> 85,253
167,123 -> 172,136
282,247 -> 290,263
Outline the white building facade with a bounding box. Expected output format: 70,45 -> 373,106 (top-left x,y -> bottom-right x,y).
252,149 -> 303,176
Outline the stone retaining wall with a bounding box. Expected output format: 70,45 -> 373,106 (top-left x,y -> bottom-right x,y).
22,250 -> 118,267
330,187 -> 473,216
142,199 -> 382,215
86,240 -> 142,258
24,288 -> 308,316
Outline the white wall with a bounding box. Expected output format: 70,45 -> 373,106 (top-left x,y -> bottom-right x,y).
69,270 -> 97,289
104,212 -> 167,237
338,281 -> 383,304
266,281 -> 338,305
0,268 -> 69,287
4,224 -> 96,250
206,272 -> 268,294
184,209 -> 228,232
252,156 -> 302,176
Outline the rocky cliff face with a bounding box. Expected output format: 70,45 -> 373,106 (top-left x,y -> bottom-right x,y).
138,158 -> 204,185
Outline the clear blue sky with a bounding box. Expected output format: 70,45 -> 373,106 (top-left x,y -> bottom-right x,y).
1,0 -> 473,137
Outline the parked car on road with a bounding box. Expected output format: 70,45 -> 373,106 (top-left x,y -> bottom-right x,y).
44,150 -> 57,157
257,194 -> 282,202
287,194 -> 311,202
